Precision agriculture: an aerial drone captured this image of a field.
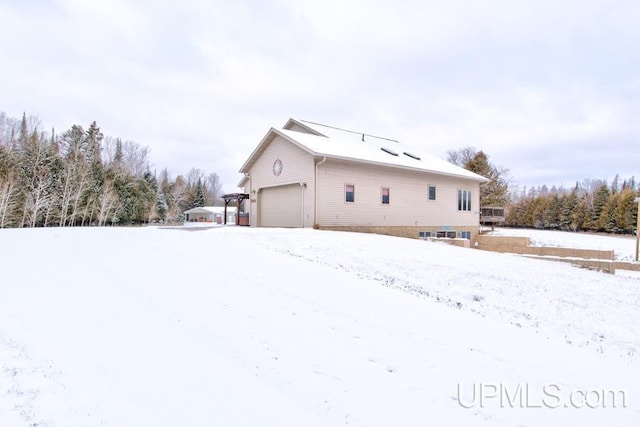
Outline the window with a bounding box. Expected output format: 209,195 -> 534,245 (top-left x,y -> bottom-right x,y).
418,231 -> 431,239
458,189 -> 472,211
381,187 -> 390,204
428,185 -> 436,201
436,231 -> 457,238
459,231 -> 471,239
345,184 -> 355,202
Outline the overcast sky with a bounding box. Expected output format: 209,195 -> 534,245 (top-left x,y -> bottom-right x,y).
1,0 -> 638,192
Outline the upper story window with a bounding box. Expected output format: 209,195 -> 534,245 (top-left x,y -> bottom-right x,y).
345,184 -> 355,203
458,189 -> 472,211
381,187 -> 390,204
428,185 -> 436,201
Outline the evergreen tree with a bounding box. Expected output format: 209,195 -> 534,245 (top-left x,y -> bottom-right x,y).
196,178 -> 205,207
559,190 -> 578,231
113,138 -> 124,166
156,188 -> 168,223
81,122 -> 105,225
544,194 -> 562,229
448,147 -> 511,207
598,192 -> 619,232
188,178 -> 205,209
614,188 -> 638,234
588,184 -> 610,231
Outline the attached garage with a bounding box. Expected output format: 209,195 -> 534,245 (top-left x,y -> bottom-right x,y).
259,184 -> 303,227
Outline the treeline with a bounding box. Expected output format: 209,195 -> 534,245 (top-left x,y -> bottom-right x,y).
506,178 -> 639,234
0,112 -> 222,228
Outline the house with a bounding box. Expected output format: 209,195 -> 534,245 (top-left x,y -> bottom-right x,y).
183,206 -> 237,224
237,118 -> 489,242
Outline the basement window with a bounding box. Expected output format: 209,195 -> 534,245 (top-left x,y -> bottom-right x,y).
459,231 -> 471,239
418,231 -> 431,239
381,147 -> 399,156
436,231 -> 457,238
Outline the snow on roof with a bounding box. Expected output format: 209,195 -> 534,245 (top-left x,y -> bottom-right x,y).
240,118 -> 489,182
183,206 -> 237,214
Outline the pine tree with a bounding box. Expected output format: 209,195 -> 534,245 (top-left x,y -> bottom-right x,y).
559,190 -> 578,231
194,178 -> 205,208
156,189 -> 168,223
544,194 -> 562,229
588,184 -> 610,231
613,188 -> 637,234
81,122 -> 105,225
113,138 -> 124,166
598,192 -> 619,232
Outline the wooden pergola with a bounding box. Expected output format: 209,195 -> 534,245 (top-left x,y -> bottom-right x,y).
221,193 -> 250,225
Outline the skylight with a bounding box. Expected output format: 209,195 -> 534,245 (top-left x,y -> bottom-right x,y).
381,147 -> 399,156
403,152 -> 421,161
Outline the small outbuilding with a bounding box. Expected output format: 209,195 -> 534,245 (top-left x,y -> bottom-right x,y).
183,206 -> 237,224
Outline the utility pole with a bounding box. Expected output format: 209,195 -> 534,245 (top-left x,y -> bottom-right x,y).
636,197 -> 640,262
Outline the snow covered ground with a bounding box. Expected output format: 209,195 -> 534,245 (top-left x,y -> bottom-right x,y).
489,226 -> 638,261
1,226 -> 639,426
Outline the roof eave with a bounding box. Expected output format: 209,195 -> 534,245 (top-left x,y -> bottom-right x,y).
283,118 -> 327,136
313,153 -> 490,183
237,175 -> 249,188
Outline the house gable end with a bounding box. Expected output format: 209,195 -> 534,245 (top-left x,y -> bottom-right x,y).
239,127 -> 319,174
283,118 -> 327,136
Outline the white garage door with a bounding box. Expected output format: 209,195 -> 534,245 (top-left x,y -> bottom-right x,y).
259,184 -> 303,227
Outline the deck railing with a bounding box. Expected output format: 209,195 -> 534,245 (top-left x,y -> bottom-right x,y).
480,207 -> 506,223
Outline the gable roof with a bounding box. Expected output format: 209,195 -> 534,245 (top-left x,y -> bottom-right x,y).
239,118 -> 489,183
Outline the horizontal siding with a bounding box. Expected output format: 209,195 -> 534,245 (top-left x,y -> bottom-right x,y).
247,135 -> 315,227
260,184 -> 303,227
318,159 -> 481,228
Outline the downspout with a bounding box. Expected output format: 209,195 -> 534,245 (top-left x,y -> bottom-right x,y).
314,157 -> 327,227
300,182 -> 306,227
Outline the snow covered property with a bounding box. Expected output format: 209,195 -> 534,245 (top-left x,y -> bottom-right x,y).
238,119 -> 489,242
1,226 -> 639,426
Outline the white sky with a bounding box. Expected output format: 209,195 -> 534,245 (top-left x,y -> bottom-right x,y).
1,0 -> 638,192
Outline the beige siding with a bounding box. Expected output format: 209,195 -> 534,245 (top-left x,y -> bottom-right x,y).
317,159 -> 481,229
246,135 -> 316,227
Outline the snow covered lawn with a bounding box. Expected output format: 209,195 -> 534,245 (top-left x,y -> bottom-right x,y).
1,226 -> 639,426
489,226 -> 638,261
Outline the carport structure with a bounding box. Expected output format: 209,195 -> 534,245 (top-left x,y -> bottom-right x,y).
221,193 -> 250,225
